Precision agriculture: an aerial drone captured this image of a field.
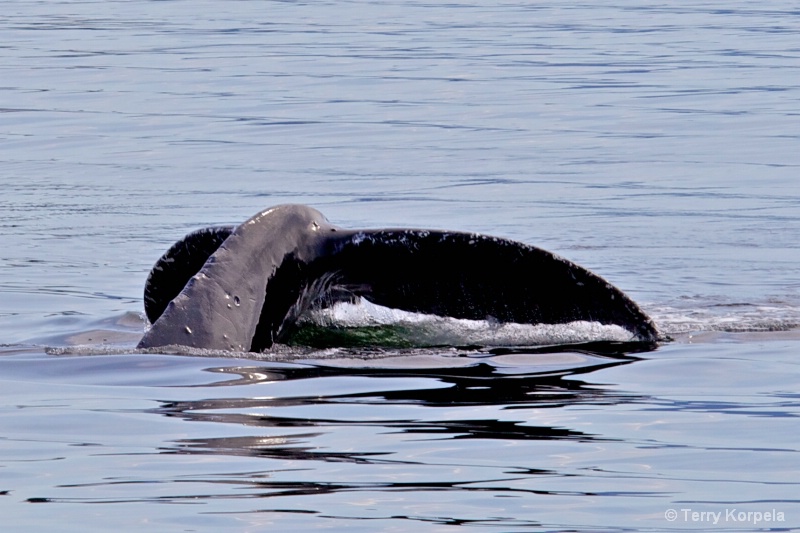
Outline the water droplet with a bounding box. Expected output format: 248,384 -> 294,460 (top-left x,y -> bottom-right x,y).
185,326 -> 192,334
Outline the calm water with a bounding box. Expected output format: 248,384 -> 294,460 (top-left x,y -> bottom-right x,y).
2,1 -> 800,531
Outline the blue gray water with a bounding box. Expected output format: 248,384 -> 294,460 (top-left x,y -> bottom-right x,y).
2,1 -> 799,531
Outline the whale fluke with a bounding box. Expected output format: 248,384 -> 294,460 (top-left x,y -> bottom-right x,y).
144,225 -> 234,325
138,204 -> 658,352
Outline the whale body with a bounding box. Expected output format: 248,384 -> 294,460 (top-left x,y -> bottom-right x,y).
138,204 -> 658,352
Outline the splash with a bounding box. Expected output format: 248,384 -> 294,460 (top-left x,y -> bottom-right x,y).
648,300 -> 800,336
291,299 -> 638,348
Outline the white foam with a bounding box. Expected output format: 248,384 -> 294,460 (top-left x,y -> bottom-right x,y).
300,299 -> 637,346
648,302 -> 800,335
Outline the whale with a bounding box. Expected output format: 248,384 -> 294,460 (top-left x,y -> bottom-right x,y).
137,204 -> 658,352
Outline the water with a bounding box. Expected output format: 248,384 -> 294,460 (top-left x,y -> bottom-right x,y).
2,1 -> 800,530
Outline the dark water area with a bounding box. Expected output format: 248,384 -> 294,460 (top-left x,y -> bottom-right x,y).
2,1 -> 800,531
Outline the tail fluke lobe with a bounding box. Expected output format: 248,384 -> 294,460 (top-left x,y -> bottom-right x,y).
143,226 -> 234,325
320,230 -> 658,342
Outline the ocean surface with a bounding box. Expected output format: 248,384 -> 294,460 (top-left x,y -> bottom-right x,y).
2,1 -> 799,531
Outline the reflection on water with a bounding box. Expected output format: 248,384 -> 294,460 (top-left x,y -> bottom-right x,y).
2,340 -> 799,531
157,355 -> 640,461
9,349 -> 646,509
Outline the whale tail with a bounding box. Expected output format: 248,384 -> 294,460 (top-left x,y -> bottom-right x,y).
140,205 -> 658,352
143,225 -> 234,325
